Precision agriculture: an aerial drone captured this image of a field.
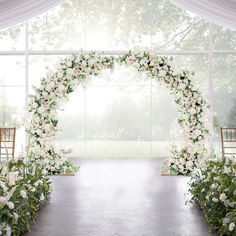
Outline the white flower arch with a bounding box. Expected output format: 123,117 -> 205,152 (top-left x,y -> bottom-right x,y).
28,51 -> 209,175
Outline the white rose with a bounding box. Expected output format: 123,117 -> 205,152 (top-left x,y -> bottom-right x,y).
40,193 -> 45,202
6,201 -> 14,209
58,84 -> 65,92
189,107 -> 196,115
42,91 -> 48,97
82,61 -> 87,68
66,68 -> 74,76
229,222 -> 235,231
179,83 -> 186,90
34,116 -> 40,123
57,72 -> 63,78
66,61 -> 72,67
13,212 -> 19,222
159,70 -> 166,77
152,68 -> 157,75
186,160 -> 193,167
212,197 -> 219,203
20,190 -> 27,199
32,102 -> 38,109
219,193 -> 227,202
0,196 -> 6,202
44,124 -> 51,132
46,83 -> 54,92
37,107 -> 45,114
88,59 -> 95,66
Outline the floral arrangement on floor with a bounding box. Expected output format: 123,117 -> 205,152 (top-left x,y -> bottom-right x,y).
0,158 -> 52,236
28,51 -> 209,175
188,156 -> 236,235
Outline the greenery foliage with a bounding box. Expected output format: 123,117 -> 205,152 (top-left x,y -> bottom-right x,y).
0,159 -> 52,236
188,157 -> 236,235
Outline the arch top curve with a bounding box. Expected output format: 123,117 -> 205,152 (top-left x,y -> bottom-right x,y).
28,51 -> 209,176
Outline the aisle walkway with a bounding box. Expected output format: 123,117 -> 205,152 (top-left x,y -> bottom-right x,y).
24,159 -> 217,236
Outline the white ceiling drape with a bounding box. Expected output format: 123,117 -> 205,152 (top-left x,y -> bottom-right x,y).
0,0 -> 65,30
169,0 -> 236,29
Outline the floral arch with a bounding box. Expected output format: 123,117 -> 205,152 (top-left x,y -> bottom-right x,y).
28,51 -> 209,175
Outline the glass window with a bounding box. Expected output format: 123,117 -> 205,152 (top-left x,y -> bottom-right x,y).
29,3 -> 85,50
0,56 -> 25,86
151,1 -> 209,51
86,0 -> 152,50
213,54 -> 236,154
0,23 -> 25,51
0,87 -> 25,156
152,85 -> 180,158
55,87 -> 86,158
85,85 -> 151,158
213,25 -> 236,50
29,55 -> 66,87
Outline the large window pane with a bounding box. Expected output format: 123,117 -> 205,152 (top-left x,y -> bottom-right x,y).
86,85 -> 151,158
213,54 -> 236,154
0,24 -> 25,51
151,1 -> 209,51
0,56 -> 25,86
213,25 -> 236,50
55,87 -> 85,158
29,2 -> 85,50
0,87 -> 25,156
85,1 -> 152,50
29,55 -> 66,87
152,85 -> 180,158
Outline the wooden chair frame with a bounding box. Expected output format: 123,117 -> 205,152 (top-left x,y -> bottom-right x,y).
220,127 -> 236,157
0,128 -> 16,161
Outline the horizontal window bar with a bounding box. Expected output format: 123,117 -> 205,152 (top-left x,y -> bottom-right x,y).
0,50 -> 235,56
0,85 -> 25,87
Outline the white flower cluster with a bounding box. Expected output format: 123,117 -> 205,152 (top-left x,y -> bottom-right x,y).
28,51 -> 208,175
28,52 -> 115,174
0,223 -> 11,236
0,160 -> 51,235
198,157 -> 236,233
120,52 -> 209,175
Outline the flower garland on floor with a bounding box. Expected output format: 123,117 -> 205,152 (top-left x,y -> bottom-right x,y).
28,51 -> 209,175
188,156 -> 236,235
0,159 -> 51,236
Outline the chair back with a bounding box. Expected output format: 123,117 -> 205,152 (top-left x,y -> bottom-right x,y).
220,127 -> 236,157
0,128 -> 16,161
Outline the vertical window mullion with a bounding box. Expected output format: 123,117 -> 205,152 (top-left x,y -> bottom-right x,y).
208,23 -> 214,147
84,7 -> 87,158
25,21 -> 29,147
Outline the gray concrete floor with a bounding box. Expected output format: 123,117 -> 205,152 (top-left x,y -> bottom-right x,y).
24,159 -> 218,236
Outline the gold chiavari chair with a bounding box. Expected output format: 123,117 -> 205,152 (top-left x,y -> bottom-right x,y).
220,127 -> 236,157
0,128 -> 16,161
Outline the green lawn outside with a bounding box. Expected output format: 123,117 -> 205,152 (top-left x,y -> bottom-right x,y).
55,140 -> 181,159
54,139 -> 223,159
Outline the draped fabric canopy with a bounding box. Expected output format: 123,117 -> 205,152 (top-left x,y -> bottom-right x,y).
169,0 -> 236,29
0,0 -> 235,31
0,0 -> 65,30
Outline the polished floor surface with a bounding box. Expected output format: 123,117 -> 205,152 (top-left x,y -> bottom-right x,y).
24,159 -> 217,236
